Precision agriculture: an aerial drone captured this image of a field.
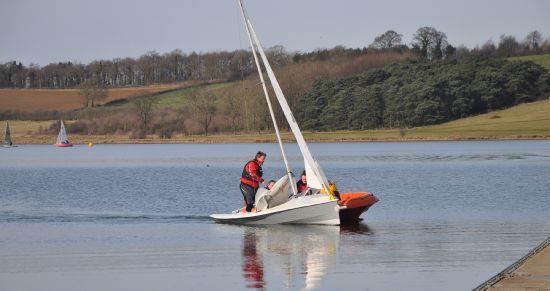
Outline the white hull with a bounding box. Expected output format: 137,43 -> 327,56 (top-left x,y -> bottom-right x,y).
211,194 -> 340,225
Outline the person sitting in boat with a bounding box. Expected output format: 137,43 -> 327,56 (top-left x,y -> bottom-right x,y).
240,151 -> 266,212
257,180 -> 275,195
296,170 -> 308,193
266,180 -> 276,190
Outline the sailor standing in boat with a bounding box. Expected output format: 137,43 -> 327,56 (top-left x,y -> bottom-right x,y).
240,151 -> 266,212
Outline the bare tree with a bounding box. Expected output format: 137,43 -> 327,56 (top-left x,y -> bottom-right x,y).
454,45 -> 470,58
79,79 -> 108,107
267,45 -> 290,67
411,27 -> 448,61
133,97 -> 156,130
412,27 -> 434,60
370,30 -> 403,49
187,90 -> 217,136
477,40 -> 497,56
524,30 -> 543,52
221,91 -> 242,135
497,35 -> 520,57
433,30 -> 448,60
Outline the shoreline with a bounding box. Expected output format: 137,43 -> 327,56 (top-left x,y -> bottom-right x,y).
7,134 -> 550,145
473,236 -> 550,290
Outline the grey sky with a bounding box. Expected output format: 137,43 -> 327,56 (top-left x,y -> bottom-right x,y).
1,0 -> 549,65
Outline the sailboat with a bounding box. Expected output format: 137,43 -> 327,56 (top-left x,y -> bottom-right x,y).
3,121 -> 15,147
210,0 -> 378,225
54,120 -> 73,147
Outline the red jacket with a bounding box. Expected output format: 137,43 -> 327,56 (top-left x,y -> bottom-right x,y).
297,180 -> 308,192
241,160 -> 264,188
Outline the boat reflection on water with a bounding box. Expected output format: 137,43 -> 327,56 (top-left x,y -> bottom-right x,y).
242,231 -> 265,289
239,224 -> 372,290
340,222 -> 373,235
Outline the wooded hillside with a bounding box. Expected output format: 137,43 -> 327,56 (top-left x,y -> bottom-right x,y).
295,56 -> 550,130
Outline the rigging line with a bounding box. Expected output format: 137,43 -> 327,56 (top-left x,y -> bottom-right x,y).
236,0 -> 298,196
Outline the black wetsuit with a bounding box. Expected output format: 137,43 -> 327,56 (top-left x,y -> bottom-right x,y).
240,183 -> 258,212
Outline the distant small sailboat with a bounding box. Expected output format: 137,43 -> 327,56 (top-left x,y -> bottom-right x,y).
54,120 -> 73,147
3,121 -> 15,147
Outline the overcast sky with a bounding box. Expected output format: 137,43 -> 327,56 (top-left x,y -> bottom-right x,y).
1,0 -> 549,65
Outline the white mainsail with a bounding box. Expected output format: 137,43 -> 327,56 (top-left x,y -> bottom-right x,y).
56,121 -> 68,144
238,1 -> 330,192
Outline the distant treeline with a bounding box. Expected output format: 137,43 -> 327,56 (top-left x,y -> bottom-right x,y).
0,50 -> 255,89
295,56 -> 550,130
1,28 -> 548,89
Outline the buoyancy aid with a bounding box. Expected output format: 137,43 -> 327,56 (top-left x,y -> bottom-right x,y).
297,180 -> 308,192
241,160 -> 264,188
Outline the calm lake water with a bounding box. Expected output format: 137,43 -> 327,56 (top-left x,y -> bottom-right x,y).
1,141 -> 549,291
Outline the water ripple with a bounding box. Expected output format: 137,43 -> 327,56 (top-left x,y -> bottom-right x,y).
0,212 -> 212,224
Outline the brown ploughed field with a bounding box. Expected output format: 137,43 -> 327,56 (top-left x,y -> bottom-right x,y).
0,82 -> 194,112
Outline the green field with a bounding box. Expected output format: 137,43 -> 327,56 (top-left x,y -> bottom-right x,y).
409,99 -> 550,139
101,82 -> 231,110
509,53 -> 550,69
152,82 -> 232,109
300,99 -> 550,141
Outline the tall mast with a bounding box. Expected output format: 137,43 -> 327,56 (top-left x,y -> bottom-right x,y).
237,0 -> 298,195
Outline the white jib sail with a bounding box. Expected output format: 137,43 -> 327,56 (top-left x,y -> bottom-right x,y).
242,11 -> 330,192
56,121 -> 68,144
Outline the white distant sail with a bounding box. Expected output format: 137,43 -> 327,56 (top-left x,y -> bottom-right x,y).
56,121 -> 68,144
240,8 -> 330,192
4,121 -> 12,146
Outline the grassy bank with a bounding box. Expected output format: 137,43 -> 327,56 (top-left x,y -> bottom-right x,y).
509,53 -> 550,69
5,99 -> 550,144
